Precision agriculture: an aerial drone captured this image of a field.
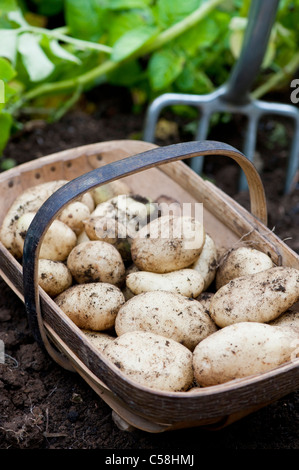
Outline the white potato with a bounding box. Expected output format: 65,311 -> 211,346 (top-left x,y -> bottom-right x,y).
196,292 -> 216,318
91,194 -> 158,235
79,191 -> 95,212
210,266 -> 299,327
83,216 -> 133,263
216,246 -> 274,290
91,180 -> 132,205
103,331 -> 194,392
67,240 -> 126,286
115,290 -> 218,350
81,329 -> 115,352
269,309 -> 299,333
121,264 -> 139,301
58,201 -> 91,235
0,179 -> 68,258
55,282 -> 125,330
76,230 -> 90,245
193,322 -> 299,387
126,268 -> 205,298
131,215 -> 205,273
190,234 -> 218,290
15,212 -> 77,261
38,259 -> 72,297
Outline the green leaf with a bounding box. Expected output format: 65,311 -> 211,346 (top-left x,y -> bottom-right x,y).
0,0 -> 18,14
148,49 -> 185,91
108,60 -> 143,86
0,29 -> 18,65
0,111 -> 13,155
49,40 -> 81,65
29,0 -> 64,17
0,57 -> 17,81
0,157 -> 16,170
107,9 -> 154,46
111,25 -> 158,62
155,0 -> 203,28
65,0 -> 108,41
175,61 -> 214,94
18,33 -> 55,82
107,0 -> 151,9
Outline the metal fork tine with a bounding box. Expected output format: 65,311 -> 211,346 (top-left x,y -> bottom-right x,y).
239,114 -> 259,192
143,0 -> 299,194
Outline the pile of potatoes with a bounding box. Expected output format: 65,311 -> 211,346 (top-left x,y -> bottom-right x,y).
1,178 -> 299,393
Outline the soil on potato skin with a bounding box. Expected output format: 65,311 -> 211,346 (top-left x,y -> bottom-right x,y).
0,85 -> 298,450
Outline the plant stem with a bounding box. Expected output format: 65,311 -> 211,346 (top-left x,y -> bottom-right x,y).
141,0 -> 225,54
23,60 -> 118,102
252,52 -> 299,99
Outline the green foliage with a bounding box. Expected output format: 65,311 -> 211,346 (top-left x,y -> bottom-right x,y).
0,0 -> 298,163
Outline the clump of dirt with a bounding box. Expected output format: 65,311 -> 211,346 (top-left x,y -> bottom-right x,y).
0,85 -> 298,449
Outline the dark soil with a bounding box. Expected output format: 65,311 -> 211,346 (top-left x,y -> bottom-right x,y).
0,85 -> 298,450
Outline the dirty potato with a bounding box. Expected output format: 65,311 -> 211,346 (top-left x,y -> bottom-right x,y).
90,194 -> 158,236
190,234 -> 218,290
103,331 -> 194,392
269,308 -> 299,333
55,282 -> 125,331
58,201 -> 91,235
0,179 -> 68,258
38,259 -> 72,297
83,216 -> 133,263
210,266 -> 299,327
126,268 -> 205,298
216,246 -> 274,290
15,212 -> 77,261
115,290 -> 218,350
131,215 -> 205,273
193,322 -> 299,387
81,329 -> 116,352
67,240 -> 125,286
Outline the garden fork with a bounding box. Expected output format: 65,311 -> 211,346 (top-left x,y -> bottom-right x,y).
143,0 -> 299,193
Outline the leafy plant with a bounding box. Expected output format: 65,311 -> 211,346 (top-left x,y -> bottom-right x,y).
0,0 -> 299,168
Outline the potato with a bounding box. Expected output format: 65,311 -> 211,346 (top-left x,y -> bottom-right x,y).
269,309 -> 299,333
210,266 -> 299,327
76,230 -> 90,245
58,201 -> 91,235
83,216 -> 133,263
15,212 -> 77,261
190,234 -> 218,290
121,264 -> 139,301
131,215 -> 205,273
0,179 -> 68,258
38,259 -> 72,297
81,330 -> 115,352
196,292 -> 216,318
91,194 -> 158,235
55,282 -> 125,330
193,322 -> 299,387
216,246 -> 274,290
91,180 -> 132,205
67,240 -> 126,286
154,195 -> 182,217
103,331 -> 194,392
126,268 -> 205,298
115,291 -> 218,350
79,191 -> 95,213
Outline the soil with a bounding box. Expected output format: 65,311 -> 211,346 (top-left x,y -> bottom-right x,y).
0,84 -> 298,451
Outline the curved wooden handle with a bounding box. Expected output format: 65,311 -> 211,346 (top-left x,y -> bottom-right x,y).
22,140 -> 267,366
